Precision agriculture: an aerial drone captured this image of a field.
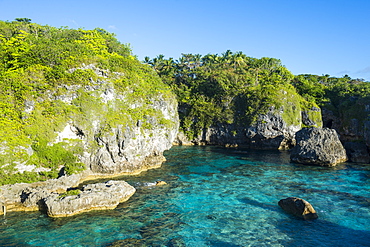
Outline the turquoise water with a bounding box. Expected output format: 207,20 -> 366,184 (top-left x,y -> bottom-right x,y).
1,146 -> 369,246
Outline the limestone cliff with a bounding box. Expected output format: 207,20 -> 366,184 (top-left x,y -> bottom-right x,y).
175,87 -> 322,150
0,62 -> 179,214
0,63 -> 179,184
0,22 -> 180,215
322,97 -> 370,162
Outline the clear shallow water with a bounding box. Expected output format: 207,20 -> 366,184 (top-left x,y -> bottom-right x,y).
1,146 -> 369,246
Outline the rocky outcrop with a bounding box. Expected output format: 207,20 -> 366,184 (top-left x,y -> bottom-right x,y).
175,86 -> 323,150
177,105 -> 321,150
245,109 -> 301,150
58,65 -> 179,176
278,197 -> 318,220
322,98 -> 370,162
44,180 -> 135,217
0,172 -> 85,212
0,63 -> 179,179
0,64 -> 179,214
0,174 -> 136,217
290,127 -> 347,166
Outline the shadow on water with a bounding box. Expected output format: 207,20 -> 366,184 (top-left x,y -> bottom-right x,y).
239,197 -> 281,213
276,218 -> 370,247
239,197 -> 370,247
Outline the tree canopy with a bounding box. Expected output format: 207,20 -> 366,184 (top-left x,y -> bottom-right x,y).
144,51 -> 370,139
0,20 -> 170,185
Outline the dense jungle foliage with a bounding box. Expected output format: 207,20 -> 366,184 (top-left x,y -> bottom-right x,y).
144,52 -> 370,138
0,19 -> 170,185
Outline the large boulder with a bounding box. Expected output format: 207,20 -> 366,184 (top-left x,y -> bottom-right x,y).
44,180 -> 135,217
278,197 -> 318,220
290,127 -> 347,166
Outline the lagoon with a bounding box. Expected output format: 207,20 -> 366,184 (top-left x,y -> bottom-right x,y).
1,146 -> 369,246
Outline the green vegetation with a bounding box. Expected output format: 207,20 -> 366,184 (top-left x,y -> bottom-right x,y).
1,19 -> 369,186
146,51 -> 369,139
144,51 -> 320,139
58,189 -> 81,198
292,74 -> 370,131
0,19 -> 174,185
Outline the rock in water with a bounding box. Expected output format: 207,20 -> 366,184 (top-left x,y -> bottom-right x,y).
155,181 -> 167,186
278,197 -> 318,220
290,127 -> 347,166
44,180 -> 135,217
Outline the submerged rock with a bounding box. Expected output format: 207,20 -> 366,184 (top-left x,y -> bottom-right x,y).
278,197 -> 318,220
155,181 -> 167,186
44,180 -> 135,217
290,127 -> 347,166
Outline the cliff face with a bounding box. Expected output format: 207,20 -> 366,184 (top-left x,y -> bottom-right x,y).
66,65 -> 179,176
0,61 -> 179,214
175,87 -> 322,150
0,63 -> 179,184
322,97 -> 370,162
0,23 -> 180,186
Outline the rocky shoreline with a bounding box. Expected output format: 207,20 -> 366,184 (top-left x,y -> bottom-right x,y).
1,96 -> 369,217
0,161 -> 167,217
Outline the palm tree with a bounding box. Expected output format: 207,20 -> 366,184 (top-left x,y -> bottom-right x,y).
230,51 -> 246,69
221,50 -> 233,66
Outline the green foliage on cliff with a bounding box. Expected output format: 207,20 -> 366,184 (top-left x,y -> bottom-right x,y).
144,51 -> 318,139
292,73 -> 370,130
0,20 -> 173,185
146,51 -> 370,138
291,74 -> 370,107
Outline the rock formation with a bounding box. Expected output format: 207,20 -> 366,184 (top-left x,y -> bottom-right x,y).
245,108 -> 301,150
181,109 -> 301,149
0,63 -> 179,214
55,64 -> 179,177
343,142 -> 370,163
155,181 -> 167,186
278,197 -> 318,220
0,172 -> 138,217
44,180 -> 135,217
322,98 -> 370,163
176,102 -> 322,150
290,127 -> 347,166
0,172 -> 84,212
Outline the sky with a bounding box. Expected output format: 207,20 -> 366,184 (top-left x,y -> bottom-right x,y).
1,0 -> 369,81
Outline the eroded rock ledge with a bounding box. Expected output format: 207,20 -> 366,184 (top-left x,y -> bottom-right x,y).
44,180 -> 135,217
0,176 -> 136,217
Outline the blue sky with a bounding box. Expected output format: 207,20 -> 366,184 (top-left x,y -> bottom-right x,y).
1,0 -> 369,81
